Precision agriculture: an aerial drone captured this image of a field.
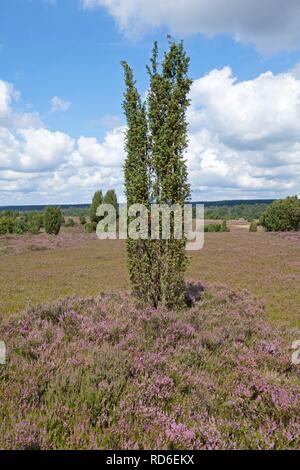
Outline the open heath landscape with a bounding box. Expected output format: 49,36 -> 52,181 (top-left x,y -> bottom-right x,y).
1,0 -> 300,457
1,221 -> 300,327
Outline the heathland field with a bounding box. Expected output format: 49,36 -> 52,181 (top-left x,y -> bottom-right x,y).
1,220 -> 300,449
0,221 -> 300,327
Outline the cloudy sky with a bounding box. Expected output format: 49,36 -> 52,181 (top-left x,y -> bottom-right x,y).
1,0 -> 300,204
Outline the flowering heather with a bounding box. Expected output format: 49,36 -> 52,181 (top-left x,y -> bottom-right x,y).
0,284 -> 299,450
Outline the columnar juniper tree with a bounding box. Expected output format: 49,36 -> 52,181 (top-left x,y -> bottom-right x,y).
122,40 -> 192,309
90,190 -> 103,225
148,41 -> 192,308
103,190 -> 118,215
122,61 -> 153,304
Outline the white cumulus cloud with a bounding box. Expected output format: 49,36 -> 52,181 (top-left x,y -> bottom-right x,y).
81,0 -> 300,54
50,96 -> 72,113
77,126 -> 125,168
17,128 -> 75,172
1,66 -> 300,204
0,80 -> 19,118
187,66 -> 300,199
0,80 -> 125,204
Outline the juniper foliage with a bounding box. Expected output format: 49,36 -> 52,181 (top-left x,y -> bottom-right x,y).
90,190 -> 103,226
44,207 -> 62,235
122,41 -> 192,308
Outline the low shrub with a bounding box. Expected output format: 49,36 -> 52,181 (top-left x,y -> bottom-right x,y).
221,220 -> 229,232
0,210 -> 17,219
79,215 -> 86,225
13,218 -> 28,235
84,222 -> 97,233
44,207 -> 62,235
28,212 -> 44,230
205,224 -> 218,233
28,221 -> 40,235
204,221 -> 230,233
249,220 -> 258,232
0,218 -> 8,235
0,217 -> 14,234
65,218 -> 75,228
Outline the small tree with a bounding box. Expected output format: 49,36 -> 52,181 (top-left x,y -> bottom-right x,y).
13,218 -> 28,234
122,41 -> 192,308
32,213 -> 44,229
28,220 -> 40,234
122,61 -> 152,304
65,218 -> 75,227
90,190 -> 103,226
221,220 -> 230,232
260,196 -> 300,231
147,41 -> 191,308
249,220 -> 258,232
103,190 -> 118,214
44,207 -> 62,235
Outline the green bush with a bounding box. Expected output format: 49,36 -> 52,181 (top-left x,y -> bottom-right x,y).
0,218 -> 9,235
6,217 -> 14,234
65,218 -> 75,227
28,212 -> 44,230
84,222 -> 97,233
19,213 -> 28,223
204,222 -> 230,233
28,221 -> 40,235
0,210 -> 16,219
44,207 -> 62,235
249,220 -> 258,232
205,224 -> 216,232
13,218 -> 28,235
260,196 -> 300,231
90,190 -> 103,224
79,215 -> 86,225
221,220 -> 230,232
0,212 -> 43,235
0,217 -> 14,234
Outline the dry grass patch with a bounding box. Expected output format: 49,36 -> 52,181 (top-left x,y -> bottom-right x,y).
1,225 -> 300,327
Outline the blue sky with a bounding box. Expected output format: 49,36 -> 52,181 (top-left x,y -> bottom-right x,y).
1,0 -> 300,204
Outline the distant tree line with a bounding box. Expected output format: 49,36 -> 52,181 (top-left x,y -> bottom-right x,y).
199,203 -> 271,221
1,195 -> 299,237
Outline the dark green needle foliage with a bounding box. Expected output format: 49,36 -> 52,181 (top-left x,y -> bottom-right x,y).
103,190 -> 118,215
122,40 -> 192,309
260,196 -> 300,231
90,190 -> 103,226
44,206 -> 62,235
249,220 -> 258,232
122,60 -> 153,304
